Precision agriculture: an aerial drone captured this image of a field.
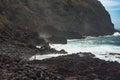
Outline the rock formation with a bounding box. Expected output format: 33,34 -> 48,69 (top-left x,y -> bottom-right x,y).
0,0 -> 115,43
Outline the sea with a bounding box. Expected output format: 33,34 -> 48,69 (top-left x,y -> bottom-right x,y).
30,32 -> 120,63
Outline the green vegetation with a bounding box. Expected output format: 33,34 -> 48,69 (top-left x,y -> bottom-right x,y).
0,15 -> 9,30
59,0 -> 95,12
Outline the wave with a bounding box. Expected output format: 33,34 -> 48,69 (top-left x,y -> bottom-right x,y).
85,32 -> 120,39
34,32 -> 120,62
113,32 -> 120,36
50,35 -> 120,63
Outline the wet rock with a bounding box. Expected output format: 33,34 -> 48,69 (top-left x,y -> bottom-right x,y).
109,53 -> 120,55
59,49 -> 67,54
77,52 -> 95,58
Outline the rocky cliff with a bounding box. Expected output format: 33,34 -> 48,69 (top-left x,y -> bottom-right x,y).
0,0 -> 115,43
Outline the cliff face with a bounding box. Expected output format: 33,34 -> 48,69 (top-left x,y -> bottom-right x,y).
45,0 -> 115,36
0,0 -> 115,41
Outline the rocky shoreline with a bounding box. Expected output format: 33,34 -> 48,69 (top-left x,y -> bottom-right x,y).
29,53 -> 120,80
0,41 -> 67,60
0,43 -> 120,80
0,0 -> 118,79
0,54 -> 64,80
0,31 -> 120,80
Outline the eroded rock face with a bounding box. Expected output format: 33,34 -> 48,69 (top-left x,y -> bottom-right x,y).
0,0 -> 115,42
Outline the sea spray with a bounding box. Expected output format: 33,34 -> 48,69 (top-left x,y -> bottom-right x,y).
33,32 -> 120,62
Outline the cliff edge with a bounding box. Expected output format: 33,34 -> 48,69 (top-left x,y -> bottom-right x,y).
0,0 -> 115,43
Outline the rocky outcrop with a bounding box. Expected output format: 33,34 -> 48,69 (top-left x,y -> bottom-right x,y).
0,0 -> 115,43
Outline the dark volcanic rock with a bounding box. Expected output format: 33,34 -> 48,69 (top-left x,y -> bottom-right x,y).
0,26 -> 46,45
0,41 -> 67,60
30,53 -> 120,80
0,55 -> 64,80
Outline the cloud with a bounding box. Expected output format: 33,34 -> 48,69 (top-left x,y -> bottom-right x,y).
99,0 -> 120,7
99,0 -> 120,11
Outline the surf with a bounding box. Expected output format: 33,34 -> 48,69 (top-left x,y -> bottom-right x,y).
32,32 -> 120,63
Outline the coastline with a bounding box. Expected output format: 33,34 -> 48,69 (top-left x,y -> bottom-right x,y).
29,53 -> 120,80
0,35 -> 120,80
1,51 -> 120,80
0,0 -> 118,79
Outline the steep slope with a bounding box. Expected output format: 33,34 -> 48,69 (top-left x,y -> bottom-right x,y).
0,0 -> 115,42
45,0 -> 115,36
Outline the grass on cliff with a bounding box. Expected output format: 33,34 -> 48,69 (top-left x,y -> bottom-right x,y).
0,15 -> 10,30
59,0 -> 96,13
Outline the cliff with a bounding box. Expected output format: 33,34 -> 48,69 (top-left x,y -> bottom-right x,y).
0,0 -> 115,43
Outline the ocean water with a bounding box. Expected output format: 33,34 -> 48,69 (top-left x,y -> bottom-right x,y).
30,32 -> 120,63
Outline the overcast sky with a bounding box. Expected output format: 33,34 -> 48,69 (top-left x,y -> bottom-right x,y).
99,0 -> 120,30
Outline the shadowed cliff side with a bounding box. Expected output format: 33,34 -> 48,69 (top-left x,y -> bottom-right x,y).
0,0 -> 115,44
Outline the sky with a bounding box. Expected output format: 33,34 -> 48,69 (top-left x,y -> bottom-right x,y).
98,0 -> 120,30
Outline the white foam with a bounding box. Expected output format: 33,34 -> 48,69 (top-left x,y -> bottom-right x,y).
113,32 -> 120,36
50,38 -> 120,63
30,54 -> 66,60
31,35 -> 120,63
